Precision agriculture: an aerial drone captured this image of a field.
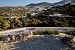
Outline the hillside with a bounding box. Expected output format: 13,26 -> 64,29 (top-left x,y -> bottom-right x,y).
27,2 -> 53,6
0,0 -> 75,17
43,4 -> 75,16
27,0 -> 75,6
0,0 -> 75,31
0,4 -> 75,31
0,6 -> 32,17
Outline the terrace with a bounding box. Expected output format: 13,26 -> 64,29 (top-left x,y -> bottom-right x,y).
0,35 -> 73,50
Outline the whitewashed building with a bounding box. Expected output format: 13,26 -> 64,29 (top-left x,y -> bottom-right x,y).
49,14 -> 62,17
31,13 -> 37,16
21,16 -> 27,18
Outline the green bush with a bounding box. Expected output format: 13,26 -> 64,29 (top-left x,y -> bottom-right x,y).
54,31 -> 59,35
0,34 -> 3,40
33,30 -> 59,35
33,31 -> 43,35
66,31 -> 75,36
43,30 -> 59,35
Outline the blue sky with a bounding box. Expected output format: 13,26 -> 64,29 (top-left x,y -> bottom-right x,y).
0,0 -> 62,6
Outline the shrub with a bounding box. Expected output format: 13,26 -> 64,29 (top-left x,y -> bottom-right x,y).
0,34 -> 3,40
33,30 -> 59,35
33,31 -> 43,35
44,30 -> 59,35
66,30 -> 75,36
54,31 -> 59,35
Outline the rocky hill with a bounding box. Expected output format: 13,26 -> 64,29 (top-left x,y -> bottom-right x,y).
27,2 -> 53,6
27,0 -> 75,6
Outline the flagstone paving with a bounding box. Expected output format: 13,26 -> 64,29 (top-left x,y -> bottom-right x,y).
11,35 -> 71,50
1,35 -> 74,50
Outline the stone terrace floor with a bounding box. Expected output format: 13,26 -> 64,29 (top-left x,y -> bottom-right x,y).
12,35 -> 71,50
0,35 -> 75,50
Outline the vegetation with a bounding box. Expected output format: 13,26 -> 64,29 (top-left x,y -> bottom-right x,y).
0,34 -> 3,40
0,4 -> 75,30
43,3 -> 75,16
0,6 -> 33,17
0,14 -> 75,31
66,31 -> 75,36
33,30 -> 59,35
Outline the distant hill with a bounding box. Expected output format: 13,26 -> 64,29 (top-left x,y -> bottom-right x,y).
27,0 -> 75,6
27,2 -> 53,6
54,0 -> 75,5
71,0 -> 75,3
53,0 -> 71,5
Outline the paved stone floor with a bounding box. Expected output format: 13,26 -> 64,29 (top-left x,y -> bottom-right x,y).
1,35 -> 75,50
11,35 -> 71,50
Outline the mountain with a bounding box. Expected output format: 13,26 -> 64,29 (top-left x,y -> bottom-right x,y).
27,2 -> 53,6
27,0 -> 75,7
71,0 -> 75,3
54,0 -> 75,5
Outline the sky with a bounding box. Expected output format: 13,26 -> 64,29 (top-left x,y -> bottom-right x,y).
0,0 -> 62,6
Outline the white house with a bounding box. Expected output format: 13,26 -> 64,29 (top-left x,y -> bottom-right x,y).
22,16 -> 27,18
31,13 -> 37,16
49,14 -> 62,17
54,14 -> 62,16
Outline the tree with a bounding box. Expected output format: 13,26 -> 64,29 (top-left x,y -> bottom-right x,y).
67,2 -> 72,6
27,13 -> 31,18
